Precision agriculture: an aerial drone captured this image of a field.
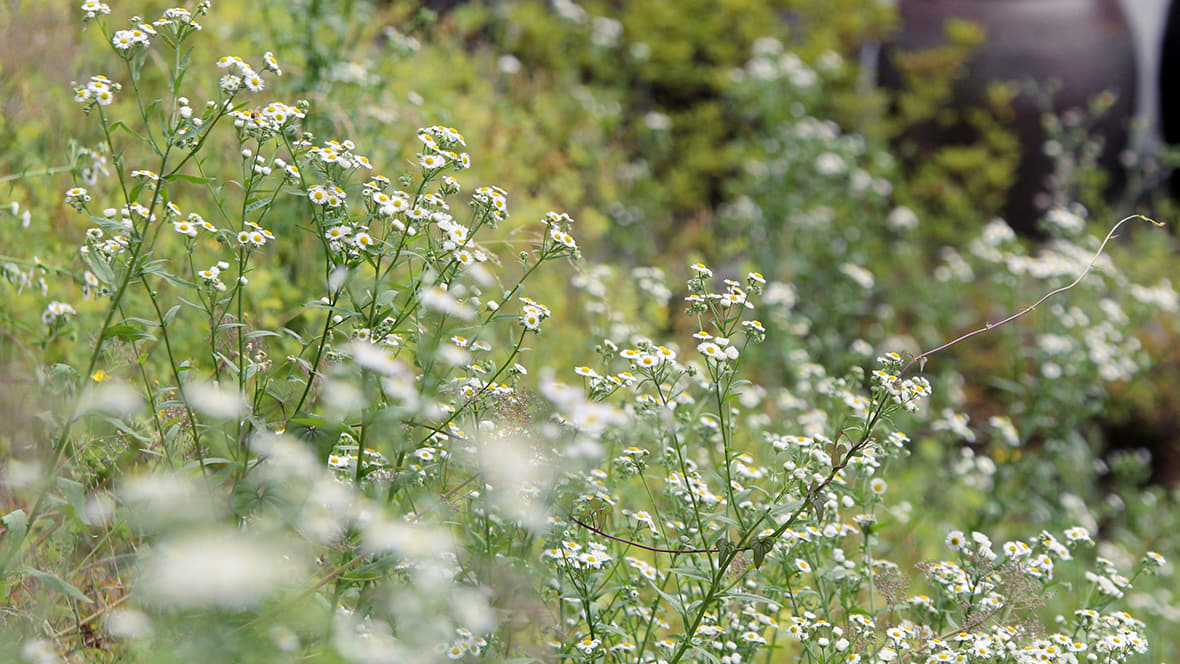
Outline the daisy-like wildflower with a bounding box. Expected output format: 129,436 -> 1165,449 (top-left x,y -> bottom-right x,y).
521,308 -> 543,331
1039,531 -> 1071,560
42,301 -> 77,326
112,28 -> 150,51
353,232 -> 376,251
163,7 -> 193,23
869,478 -> 887,495
93,83 -> 115,105
784,619 -> 808,640
543,210 -> 573,226
634,353 -> 659,370
1027,553 -> 1054,579
217,55 -> 245,70
307,185 -> 331,206
172,219 -> 198,238
262,51 -> 282,75
1003,540 -> 1032,558
324,225 -> 351,241
742,631 -> 768,644
420,153 -> 447,170
64,187 -> 90,207
80,1 -> 110,18
72,75 -> 119,109
519,298 -> 551,332
625,556 -> 659,580
219,74 -> 243,92
743,319 -> 766,334
630,510 -> 657,531
549,227 -> 577,249
241,68 -> 264,92
946,530 -> 966,551
698,338 -> 739,362
444,222 -> 469,245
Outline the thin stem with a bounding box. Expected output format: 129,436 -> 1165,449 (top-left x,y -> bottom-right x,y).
901,215 -> 1164,376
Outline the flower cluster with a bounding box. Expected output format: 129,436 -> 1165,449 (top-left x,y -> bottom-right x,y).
72,75 -> 119,109
871,353 -> 932,411
540,539 -> 613,570
217,55 -> 266,93
41,301 -> 77,326
520,297 -> 551,332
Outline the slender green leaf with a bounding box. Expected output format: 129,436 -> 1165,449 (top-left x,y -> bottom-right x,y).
17,567 -> 92,604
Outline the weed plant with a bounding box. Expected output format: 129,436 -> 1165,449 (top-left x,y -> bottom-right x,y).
0,3 -> 1176,664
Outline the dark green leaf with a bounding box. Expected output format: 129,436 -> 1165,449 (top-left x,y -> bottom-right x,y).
752,538 -> 773,569
103,323 -> 154,343
666,566 -> 711,582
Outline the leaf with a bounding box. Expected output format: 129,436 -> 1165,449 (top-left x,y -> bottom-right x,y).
716,537 -> 735,561
376,290 -> 400,307
727,590 -> 775,604
145,97 -> 161,118
808,489 -> 825,523
98,415 -> 152,443
280,327 -> 305,344
180,457 -> 233,472
286,415 -> 342,461
81,247 -> 116,286
163,173 -> 214,185
121,317 -> 160,327
103,322 -> 154,343
52,363 -> 80,381
162,304 -> 181,326
56,478 -> 88,526
666,565 -> 712,582
752,538 -> 773,570
140,261 -> 191,288
2,510 -> 28,541
651,583 -> 685,612
245,198 -> 270,213
107,120 -> 147,142
18,567 -> 92,603
689,645 -> 722,664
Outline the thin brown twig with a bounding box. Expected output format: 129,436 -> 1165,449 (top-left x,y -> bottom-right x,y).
52,594 -> 130,639
901,214 -> 1164,376
567,514 -> 735,555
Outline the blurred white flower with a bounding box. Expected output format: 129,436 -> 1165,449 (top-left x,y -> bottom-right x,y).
137,530 -> 303,610
184,381 -> 246,419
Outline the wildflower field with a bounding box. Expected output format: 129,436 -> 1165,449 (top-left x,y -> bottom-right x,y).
2,2 -> 1180,663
